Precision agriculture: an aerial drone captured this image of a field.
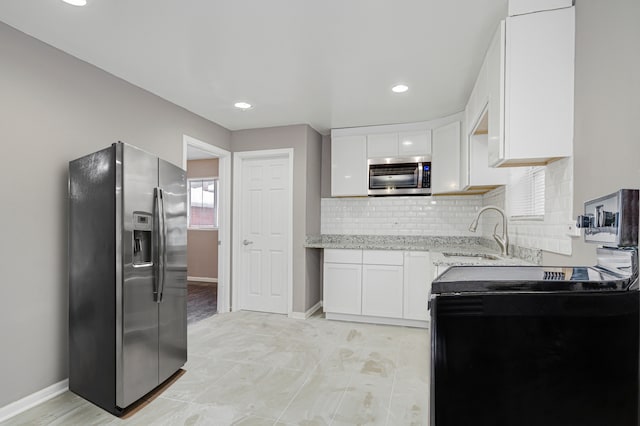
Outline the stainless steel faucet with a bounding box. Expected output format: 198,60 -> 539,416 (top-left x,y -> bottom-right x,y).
469,205 -> 509,256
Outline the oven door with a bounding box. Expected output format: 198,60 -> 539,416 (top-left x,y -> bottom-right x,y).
369,162 -> 419,193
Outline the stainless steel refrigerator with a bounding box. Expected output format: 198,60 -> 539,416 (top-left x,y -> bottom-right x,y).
68,142 -> 187,415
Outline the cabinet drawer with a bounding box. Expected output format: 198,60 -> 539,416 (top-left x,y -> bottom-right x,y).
324,249 -> 363,264
363,250 -> 403,266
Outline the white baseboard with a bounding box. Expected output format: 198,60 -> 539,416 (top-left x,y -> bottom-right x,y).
0,379 -> 69,423
289,301 -> 323,320
325,312 -> 429,329
187,276 -> 218,283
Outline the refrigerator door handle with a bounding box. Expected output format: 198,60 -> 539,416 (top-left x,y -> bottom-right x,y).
154,187 -> 165,303
159,187 -> 167,303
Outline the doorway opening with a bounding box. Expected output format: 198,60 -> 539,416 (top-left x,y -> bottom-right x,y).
182,135 -> 231,325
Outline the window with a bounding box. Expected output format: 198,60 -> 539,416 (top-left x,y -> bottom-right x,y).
508,166 -> 545,219
188,178 -> 218,228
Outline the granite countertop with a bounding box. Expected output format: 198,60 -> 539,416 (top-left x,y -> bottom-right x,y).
305,234 -> 540,266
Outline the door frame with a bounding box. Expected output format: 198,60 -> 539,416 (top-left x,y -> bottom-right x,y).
182,134 -> 232,313
232,148 -> 294,315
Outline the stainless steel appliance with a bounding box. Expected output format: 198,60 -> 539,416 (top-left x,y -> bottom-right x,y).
68,142 -> 187,415
430,189 -> 639,426
368,157 -> 431,196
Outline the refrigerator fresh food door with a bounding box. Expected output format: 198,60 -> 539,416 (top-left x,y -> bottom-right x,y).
118,143 -> 160,408
158,159 -> 188,383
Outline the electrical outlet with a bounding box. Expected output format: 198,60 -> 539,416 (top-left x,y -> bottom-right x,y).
566,221 -> 581,237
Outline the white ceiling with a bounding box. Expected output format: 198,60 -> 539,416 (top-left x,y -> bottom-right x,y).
0,0 -> 507,134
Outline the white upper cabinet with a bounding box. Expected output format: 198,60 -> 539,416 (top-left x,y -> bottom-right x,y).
462,27 -> 509,193
465,56 -> 490,136
398,131 -> 432,157
431,121 -> 461,194
331,123 -> 433,197
367,130 -> 431,158
331,134 -> 368,197
367,133 -> 399,158
489,6 -> 575,166
460,25 -> 509,193
508,0 -> 573,16
487,21 -> 506,167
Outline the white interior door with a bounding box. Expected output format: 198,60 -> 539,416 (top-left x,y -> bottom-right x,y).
237,153 -> 291,314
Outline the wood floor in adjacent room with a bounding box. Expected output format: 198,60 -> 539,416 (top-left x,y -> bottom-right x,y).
187,281 -> 218,325
2,311 -> 429,425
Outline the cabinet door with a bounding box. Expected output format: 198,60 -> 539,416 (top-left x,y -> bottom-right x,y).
403,252 -> 432,321
367,133 -> 398,158
487,21 -> 506,167
398,131 -> 432,157
362,264 -> 403,318
503,7 -> 574,163
331,135 -> 368,196
431,121 -> 461,194
323,263 -> 362,315
460,129 -> 470,190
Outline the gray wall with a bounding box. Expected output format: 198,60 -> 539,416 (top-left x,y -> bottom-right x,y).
543,0 -> 640,265
0,22 -> 231,408
321,134 -> 332,198
231,125 -> 322,313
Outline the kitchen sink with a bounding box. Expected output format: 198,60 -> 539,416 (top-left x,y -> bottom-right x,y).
442,252 -> 501,261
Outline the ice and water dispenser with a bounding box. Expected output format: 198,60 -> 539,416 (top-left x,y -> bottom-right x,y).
132,212 -> 153,266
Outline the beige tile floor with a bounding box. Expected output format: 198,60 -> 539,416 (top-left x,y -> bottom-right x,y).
2,311 -> 430,426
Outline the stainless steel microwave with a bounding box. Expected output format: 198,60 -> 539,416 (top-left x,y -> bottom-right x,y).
368,157 -> 431,196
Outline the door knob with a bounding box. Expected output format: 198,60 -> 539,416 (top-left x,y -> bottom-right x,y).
243,239 -> 253,246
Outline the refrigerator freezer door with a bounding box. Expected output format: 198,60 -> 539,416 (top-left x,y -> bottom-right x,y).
69,146 -> 117,412
118,144 -> 160,408
158,159 -> 188,383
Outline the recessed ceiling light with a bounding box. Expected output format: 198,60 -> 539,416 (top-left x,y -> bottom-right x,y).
62,0 -> 87,6
234,102 -> 252,110
392,84 -> 409,93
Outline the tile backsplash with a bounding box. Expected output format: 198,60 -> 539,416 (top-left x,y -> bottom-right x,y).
321,196 -> 483,236
480,157 -> 573,255
321,157 -> 573,255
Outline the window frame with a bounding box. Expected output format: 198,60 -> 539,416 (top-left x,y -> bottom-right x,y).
187,176 -> 219,230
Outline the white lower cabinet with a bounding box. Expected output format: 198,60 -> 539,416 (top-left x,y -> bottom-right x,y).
362,264 -> 404,318
323,261 -> 362,315
323,248 -> 431,327
403,251 -> 432,321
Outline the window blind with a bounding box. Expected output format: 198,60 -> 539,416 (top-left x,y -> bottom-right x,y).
508,166 -> 545,218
